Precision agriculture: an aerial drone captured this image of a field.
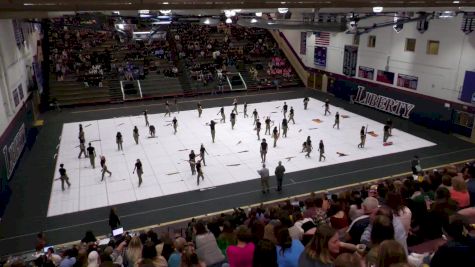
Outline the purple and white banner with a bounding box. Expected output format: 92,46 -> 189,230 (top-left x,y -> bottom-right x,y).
300,32 -> 307,55
314,46 -> 327,67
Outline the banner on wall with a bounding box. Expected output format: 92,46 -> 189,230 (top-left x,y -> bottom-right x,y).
314,46 -> 327,67
33,57 -> 44,94
300,32 -> 307,55
2,124 -> 27,181
358,66 -> 375,80
376,70 -> 395,85
343,45 -> 358,77
397,74 -> 418,90
354,86 -> 415,119
460,71 -> 475,103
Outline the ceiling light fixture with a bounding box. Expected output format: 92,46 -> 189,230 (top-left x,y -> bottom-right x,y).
373,6 -> 383,13
138,10 -> 150,14
453,1 -> 460,3
251,18 -> 258,23
255,12 -> 263,17
226,18 -> 232,24
160,10 -> 171,14
163,1 -> 169,4
278,8 -> 289,14
439,11 -> 456,18
204,19 -> 210,25
224,10 -> 236,18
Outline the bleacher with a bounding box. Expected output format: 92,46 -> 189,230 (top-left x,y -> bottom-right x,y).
48,75 -> 111,106
5,159 -> 475,267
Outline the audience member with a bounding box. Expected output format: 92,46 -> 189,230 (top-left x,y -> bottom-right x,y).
194,221 -> 225,267
450,176 -> 470,208
275,227 -> 304,267
430,214 -> 475,267
298,224 -> 340,267
226,225 -> 254,267
376,240 -> 409,267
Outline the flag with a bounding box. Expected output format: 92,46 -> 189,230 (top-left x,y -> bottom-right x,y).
314,31 -> 330,46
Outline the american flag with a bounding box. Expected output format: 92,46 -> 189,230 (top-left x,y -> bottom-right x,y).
314,31 -> 330,46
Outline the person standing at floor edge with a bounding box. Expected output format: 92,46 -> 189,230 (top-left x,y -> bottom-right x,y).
257,163 -> 270,194
303,97 -> 309,110
133,159 -> 143,187
275,161 -> 286,192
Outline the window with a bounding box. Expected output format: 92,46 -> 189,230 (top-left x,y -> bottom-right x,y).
426,40 -> 439,55
405,38 -> 416,52
368,35 -> 376,48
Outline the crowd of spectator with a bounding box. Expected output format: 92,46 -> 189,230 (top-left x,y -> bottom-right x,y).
49,14 -> 177,89
5,161 -> 475,267
49,16 -> 115,86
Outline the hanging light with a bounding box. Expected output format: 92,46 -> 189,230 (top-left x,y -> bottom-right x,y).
224,10 -> 236,18
251,18 -> 258,23
373,6 -> 383,13
255,12 -> 263,17
225,18 -> 232,24
439,11 -> 456,19
278,8 -> 288,14
160,10 -> 171,15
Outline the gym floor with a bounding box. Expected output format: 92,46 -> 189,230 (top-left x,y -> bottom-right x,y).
1,87 -> 474,255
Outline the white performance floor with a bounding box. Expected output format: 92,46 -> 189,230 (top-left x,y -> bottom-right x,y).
48,98 -> 435,217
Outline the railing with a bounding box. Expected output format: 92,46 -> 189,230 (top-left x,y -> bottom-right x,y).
119,80 -> 125,101
137,80 -> 143,98
268,29 -> 310,88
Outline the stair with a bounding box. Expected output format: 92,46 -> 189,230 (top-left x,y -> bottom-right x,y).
176,60 -> 193,95
49,76 -> 111,107
108,78 -> 124,103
